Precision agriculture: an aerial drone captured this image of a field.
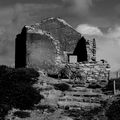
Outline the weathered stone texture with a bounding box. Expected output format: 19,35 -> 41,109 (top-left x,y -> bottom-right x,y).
26,32 -> 57,70
15,18 -> 83,70
86,38 -> 96,62
15,18 -> 106,77
25,18 -> 81,70
30,18 -> 81,53
61,60 -> 110,87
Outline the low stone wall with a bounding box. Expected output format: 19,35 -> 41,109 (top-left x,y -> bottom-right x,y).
59,60 -> 110,87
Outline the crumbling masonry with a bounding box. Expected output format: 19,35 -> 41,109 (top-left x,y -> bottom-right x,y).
15,17 -> 110,87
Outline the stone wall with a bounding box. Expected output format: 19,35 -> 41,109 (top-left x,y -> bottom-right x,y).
15,17 -> 108,78
15,18 -> 83,70
26,27 -> 61,70
31,18 -> 81,53
60,60 -> 110,87
86,38 -> 96,62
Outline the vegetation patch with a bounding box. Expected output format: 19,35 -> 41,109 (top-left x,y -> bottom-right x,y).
0,65 -> 43,119
13,111 -> 30,118
53,83 -> 70,91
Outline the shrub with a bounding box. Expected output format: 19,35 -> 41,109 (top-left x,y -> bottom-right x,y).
0,67 -> 40,85
58,65 -> 86,83
54,83 -> 70,91
3,84 -> 43,110
13,111 -> 30,118
106,100 -> 120,120
0,65 -> 43,119
36,104 -> 56,113
0,65 -> 13,78
0,104 -> 11,120
58,66 -> 71,79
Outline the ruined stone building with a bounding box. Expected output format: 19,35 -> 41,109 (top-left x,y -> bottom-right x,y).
15,17 -> 96,69
15,17 -> 110,86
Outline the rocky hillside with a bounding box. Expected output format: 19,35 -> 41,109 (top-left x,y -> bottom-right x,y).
5,74 -> 111,120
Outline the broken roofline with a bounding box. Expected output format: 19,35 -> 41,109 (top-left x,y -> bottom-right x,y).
15,17 -> 97,69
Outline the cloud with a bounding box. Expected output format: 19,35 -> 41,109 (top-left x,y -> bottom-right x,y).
72,0 -> 92,14
0,28 -> 4,35
96,38 -> 120,71
76,24 -> 120,71
0,0 -> 63,6
63,0 -> 99,15
106,26 -> 120,45
76,24 -> 103,35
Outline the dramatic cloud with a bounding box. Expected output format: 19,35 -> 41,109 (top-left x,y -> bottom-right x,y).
71,0 -> 92,14
0,0 -> 119,71
97,39 -> 120,71
76,24 -> 120,71
63,0 -> 99,15
0,0 -> 63,7
76,24 -> 103,35
106,26 -> 120,45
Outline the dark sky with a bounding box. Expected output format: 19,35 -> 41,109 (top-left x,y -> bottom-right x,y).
0,0 -> 120,28
0,0 -> 120,71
